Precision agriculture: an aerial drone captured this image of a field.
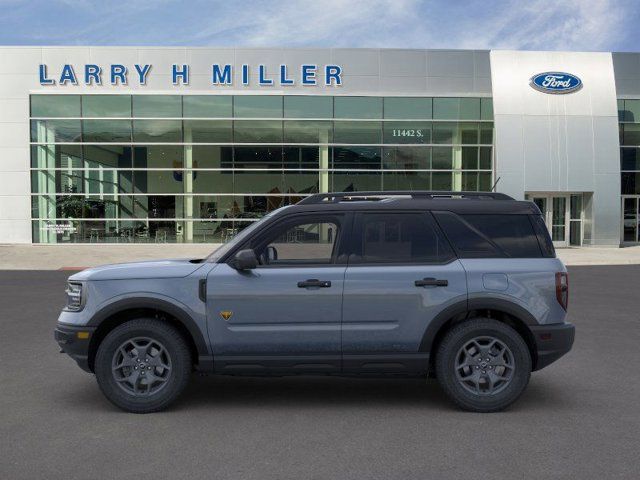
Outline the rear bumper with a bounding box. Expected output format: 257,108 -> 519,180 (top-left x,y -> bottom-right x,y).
530,322 -> 575,371
54,323 -> 96,373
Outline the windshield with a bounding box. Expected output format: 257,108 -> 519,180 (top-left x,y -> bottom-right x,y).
206,206 -> 291,262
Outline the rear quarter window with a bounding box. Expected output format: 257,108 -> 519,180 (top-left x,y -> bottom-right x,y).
433,212 -> 544,258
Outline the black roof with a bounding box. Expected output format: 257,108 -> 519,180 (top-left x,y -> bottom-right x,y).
288,191 -> 541,215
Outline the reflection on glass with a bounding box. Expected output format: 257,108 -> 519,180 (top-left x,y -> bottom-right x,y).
384,97 -> 432,119
83,95 -> 131,117
133,95 -> 181,117
234,120 -> 282,143
133,120 -> 182,142
183,120 -> 232,143
234,96 -> 282,118
284,96 -> 333,118
183,96 -> 232,118
83,120 -> 132,142
31,95 -> 81,117
334,97 -> 382,119
31,120 -> 82,143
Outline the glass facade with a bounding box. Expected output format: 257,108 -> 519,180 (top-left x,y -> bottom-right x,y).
30,94 -> 494,243
619,99 -> 640,243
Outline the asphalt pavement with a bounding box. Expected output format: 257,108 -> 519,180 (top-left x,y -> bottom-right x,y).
1,266 -> 639,479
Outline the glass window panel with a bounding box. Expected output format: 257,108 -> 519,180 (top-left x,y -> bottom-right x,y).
233,96 -> 282,118
623,198 -> 637,241
383,122 -> 431,144
433,98 -> 458,120
332,146 -> 381,170
461,147 -> 478,169
480,98 -> 494,120
82,95 -> 131,117
331,172 -> 382,191
624,100 -> 640,123
183,96 -> 232,117
432,172 -> 452,190
30,119 -> 81,143
31,95 -> 80,117
618,99 -> 625,121
186,195 -> 284,220
334,97 -> 382,119
133,120 -> 182,142
261,220 -> 340,264
132,95 -> 181,117
621,148 -> 640,171
283,120 -> 332,143
570,194 -> 582,220
479,147 -> 492,169
333,121 -> 381,144
383,97 -> 432,119
622,172 -> 640,194
284,96 -> 333,118
84,145 -> 132,169
134,170 -> 184,194
133,145 -> 183,169
183,120 -> 232,143
382,147 -> 430,169
31,144 -> 82,169
623,124 -> 640,145
478,172 -> 492,191
233,146 -> 283,169
192,145 -> 233,169
432,123 -> 456,144
383,171 -> 430,190
283,147 -> 322,169
191,170 -> 233,194
460,123 -> 480,144
480,122 -> 493,144
82,120 -> 131,142
461,171 -> 479,191
85,169 -> 132,194
234,171 -> 284,194
284,170 -> 319,194
234,120 -> 282,143
432,147 -> 453,169
459,98 -> 481,120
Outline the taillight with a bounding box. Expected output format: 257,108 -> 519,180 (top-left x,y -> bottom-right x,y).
555,272 -> 569,311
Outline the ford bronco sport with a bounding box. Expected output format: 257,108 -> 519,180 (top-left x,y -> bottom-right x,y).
55,191 -> 574,413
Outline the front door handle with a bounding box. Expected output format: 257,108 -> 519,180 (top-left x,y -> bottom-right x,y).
297,279 -> 332,288
415,277 -> 448,287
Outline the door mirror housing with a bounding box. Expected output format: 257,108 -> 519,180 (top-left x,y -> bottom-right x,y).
231,249 -> 258,270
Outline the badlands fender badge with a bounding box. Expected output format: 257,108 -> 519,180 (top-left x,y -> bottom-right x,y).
220,310 -> 233,321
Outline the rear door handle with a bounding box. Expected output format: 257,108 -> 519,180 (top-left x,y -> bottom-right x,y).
297,279 -> 332,288
415,277 -> 448,287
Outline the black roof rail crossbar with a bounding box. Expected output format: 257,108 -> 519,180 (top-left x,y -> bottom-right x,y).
297,191 -> 514,205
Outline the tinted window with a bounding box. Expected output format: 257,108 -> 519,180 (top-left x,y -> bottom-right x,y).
530,214 -> 556,258
462,215 -> 542,258
256,217 -> 341,265
352,213 -> 454,264
433,211 -> 500,258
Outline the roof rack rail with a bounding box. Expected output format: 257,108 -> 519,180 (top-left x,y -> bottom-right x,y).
297,191 -> 514,205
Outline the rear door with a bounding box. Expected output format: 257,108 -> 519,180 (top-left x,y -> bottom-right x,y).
341,211 -> 467,374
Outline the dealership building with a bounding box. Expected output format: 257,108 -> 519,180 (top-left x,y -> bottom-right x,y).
0,46 -> 639,247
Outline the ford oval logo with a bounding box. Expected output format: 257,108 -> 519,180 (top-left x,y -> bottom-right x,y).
530,72 -> 582,94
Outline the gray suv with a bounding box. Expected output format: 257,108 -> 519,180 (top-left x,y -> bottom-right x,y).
55,191 -> 574,413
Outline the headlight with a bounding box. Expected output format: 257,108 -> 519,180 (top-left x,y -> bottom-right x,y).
65,282 -> 84,311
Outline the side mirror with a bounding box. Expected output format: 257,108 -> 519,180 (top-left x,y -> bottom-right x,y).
231,249 -> 258,270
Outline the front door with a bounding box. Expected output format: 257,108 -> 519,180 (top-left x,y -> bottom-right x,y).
206,213 -> 348,373
341,211 -> 468,374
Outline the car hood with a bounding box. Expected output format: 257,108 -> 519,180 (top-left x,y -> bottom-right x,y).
68,258 -> 206,281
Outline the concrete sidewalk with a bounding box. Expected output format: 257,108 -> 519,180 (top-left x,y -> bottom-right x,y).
1,243 -> 640,269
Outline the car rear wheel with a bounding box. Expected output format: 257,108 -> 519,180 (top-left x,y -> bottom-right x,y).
435,318 -> 531,412
95,318 -> 191,413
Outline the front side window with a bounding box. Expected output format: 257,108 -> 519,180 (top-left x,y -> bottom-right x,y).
351,212 -> 454,264
253,216 -> 342,265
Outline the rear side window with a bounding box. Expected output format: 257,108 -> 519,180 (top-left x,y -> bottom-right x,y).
434,212 -> 543,258
351,212 -> 454,264
461,214 -> 543,258
530,214 -> 556,258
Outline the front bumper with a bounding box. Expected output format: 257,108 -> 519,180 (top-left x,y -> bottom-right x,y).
530,322 -> 575,371
54,323 -> 96,373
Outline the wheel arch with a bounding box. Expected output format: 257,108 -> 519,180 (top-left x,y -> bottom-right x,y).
86,297 -> 211,373
421,298 -> 539,372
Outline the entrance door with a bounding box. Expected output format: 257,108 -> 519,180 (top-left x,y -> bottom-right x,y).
622,196 -> 640,244
528,194 -> 579,248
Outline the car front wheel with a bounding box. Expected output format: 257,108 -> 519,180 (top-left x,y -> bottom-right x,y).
95,318 -> 192,413
435,318 -> 532,412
